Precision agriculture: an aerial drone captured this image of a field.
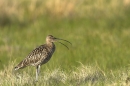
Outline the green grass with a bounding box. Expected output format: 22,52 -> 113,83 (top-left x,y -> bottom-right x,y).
0,16 -> 130,70
0,0 -> 130,85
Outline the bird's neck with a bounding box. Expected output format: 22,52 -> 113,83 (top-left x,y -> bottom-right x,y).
46,42 -> 55,49
46,42 -> 55,54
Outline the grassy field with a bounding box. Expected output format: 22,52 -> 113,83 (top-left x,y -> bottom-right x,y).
0,0 -> 130,85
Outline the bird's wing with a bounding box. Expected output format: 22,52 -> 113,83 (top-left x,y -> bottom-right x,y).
15,45 -> 48,69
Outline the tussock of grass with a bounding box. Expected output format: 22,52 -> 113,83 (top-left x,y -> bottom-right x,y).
43,68 -> 67,85
0,61 -> 130,86
70,64 -> 105,85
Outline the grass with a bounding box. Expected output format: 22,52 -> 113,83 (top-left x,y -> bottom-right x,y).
0,0 -> 130,85
0,61 -> 130,86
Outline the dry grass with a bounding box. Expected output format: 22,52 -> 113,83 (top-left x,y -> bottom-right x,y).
45,0 -> 75,18
0,0 -> 128,25
0,61 -> 130,86
123,0 -> 130,6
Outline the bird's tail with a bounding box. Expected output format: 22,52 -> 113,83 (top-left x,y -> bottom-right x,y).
14,61 -> 27,71
14,66 -> 20,71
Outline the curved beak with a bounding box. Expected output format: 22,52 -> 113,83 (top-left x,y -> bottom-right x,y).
54,37 -> 72,49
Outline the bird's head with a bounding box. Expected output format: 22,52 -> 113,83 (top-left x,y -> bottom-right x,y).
46,35 -> 72,49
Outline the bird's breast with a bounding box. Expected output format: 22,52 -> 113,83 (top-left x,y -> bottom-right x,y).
48,44 -> 55,57
41,44 -> 55,65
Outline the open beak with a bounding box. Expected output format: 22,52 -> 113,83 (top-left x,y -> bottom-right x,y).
54,38 -> 72,49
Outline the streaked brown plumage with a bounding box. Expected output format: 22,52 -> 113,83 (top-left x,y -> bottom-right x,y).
14,35 -> 71,81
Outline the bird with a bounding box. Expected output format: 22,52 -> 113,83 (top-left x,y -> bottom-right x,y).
14,35 -> 71,81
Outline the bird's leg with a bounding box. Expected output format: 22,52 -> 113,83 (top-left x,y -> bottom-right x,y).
38,65 -> 40,76
36,66 -> 38,81
36,65 -> 40,81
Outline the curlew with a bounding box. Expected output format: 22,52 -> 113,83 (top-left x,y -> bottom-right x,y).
14,35 -> 71,81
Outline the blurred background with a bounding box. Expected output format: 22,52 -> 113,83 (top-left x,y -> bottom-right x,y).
0,0 -> 130,71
